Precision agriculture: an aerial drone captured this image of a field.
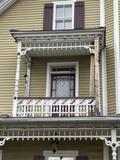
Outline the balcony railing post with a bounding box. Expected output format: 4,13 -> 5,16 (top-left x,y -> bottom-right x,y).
68,99 -> 70,117
41,99 -> 44,117
59,99 -> 62,117
13,97 -> 17,117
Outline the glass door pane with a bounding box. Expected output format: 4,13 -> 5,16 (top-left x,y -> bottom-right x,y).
51,74 -> 75,97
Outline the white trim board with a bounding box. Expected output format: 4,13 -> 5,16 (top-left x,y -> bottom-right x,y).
100,0 -> 105,26
101,49 -> 108,116
113,0 -> 120,114
46,62 -> 79,97
100,0 -> 108,115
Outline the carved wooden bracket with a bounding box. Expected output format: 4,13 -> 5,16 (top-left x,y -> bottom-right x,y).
0,137 -> 11,146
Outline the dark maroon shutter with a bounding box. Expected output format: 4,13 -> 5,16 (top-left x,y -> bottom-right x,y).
33,155 -> 45,160
43,3 -> 53,30
76,156 -> 88,160
74,1 -> 85,29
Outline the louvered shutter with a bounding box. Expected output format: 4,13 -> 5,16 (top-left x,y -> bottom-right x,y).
43,3 -> 53,30
33,155 -> 45,160
76,156 -> 88,160
74,1 -> 85,29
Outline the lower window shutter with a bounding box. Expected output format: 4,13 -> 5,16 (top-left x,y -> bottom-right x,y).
76,156 -> 88,160
43,3 -> 53,31
74,1 -> 85,29
33,155 -> 45,160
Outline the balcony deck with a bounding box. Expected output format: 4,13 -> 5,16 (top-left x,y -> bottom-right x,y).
15,97 -> 99,117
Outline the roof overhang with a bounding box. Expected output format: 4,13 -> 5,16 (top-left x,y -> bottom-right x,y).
0,116 -> 119,128
0,116 -> 119,141
10,28 -> 106,57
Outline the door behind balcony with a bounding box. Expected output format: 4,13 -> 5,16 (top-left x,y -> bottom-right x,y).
51,74 -> 75,97
50,74 -> 75,117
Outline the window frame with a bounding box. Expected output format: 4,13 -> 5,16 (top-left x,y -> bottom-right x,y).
46,62 -> 79,97
53,1 -> 75,30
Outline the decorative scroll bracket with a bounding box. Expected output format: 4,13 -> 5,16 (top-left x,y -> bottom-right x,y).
100,129 -> 120,160
0,137 -> 11,146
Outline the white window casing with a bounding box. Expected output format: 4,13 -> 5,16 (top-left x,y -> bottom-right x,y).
46,62 -> 79,97
53,1 -> 75,30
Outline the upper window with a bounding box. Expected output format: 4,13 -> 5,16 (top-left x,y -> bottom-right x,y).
43,1 -> 84,31
53,2 -> 74,30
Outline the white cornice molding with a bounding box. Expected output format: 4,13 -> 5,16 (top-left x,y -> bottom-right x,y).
0,0 -> 17,14
100,0 -> 105,26
100,0 -> 108,115
113,0 -> 120,114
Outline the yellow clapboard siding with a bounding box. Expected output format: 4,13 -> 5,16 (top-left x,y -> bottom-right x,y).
105,0 -> 116,115
30,56 -> 90,97
85,0 -> 100,28
0,0 -> 101,115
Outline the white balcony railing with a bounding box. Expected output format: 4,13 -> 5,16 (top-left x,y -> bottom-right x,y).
15,97 -> 98,117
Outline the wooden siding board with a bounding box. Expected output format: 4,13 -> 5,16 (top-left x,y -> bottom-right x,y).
30,56 -> 90,97
105,0 -> 116,115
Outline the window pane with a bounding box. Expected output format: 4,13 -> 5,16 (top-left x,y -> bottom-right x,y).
56,5 -> 63,18
64,5 -> 72,18
56,20 -> 63,30
64,20 -> 72,29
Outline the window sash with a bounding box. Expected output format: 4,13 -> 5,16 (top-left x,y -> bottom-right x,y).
53,2 -> 74,30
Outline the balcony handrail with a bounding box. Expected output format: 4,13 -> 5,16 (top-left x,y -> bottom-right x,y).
17,96 -> 96,100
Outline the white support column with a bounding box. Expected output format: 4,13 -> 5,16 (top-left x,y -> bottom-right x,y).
100,129 -> 120,160
94,38 -> 100,113
0,150 -> 2,160
111,129 -> 117,160
102,48 -> 108,115
100,0 -> 108,115
103,141 -> 109,160
113,0 -> 120,114
89,54 -> 95,96
13,42 -> 21,117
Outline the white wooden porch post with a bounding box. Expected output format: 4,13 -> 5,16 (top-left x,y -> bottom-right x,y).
13,42 -> 21,117
111,129 -> 117,160
101,129 -> 120,160
94,38 -> 100,114
89,54 -> 95,96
